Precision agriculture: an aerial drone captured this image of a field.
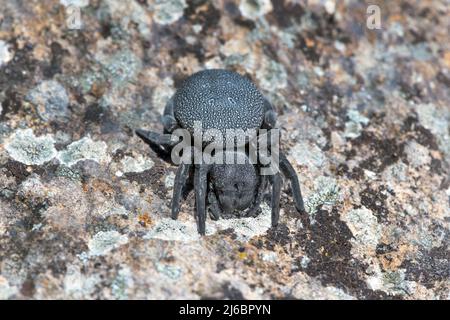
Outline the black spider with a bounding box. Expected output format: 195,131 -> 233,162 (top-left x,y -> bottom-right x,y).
136,69 -> 305,235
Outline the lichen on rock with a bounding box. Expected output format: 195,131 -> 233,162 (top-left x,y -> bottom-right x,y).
150,0 -> 187,25
305,176 -> 340,222
0,40 -> 13,67
342,207 -> 382,257
88,231 -> 129,256
117,154 -> 154,176
0,0 -> 448,301
5,129 -> 57,165
239,0 -> 273,20
57,136 -> 110,166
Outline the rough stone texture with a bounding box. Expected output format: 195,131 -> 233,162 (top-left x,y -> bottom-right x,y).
0,0 -> 449,300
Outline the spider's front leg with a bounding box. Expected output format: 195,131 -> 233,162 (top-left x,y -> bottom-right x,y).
194,164 -> 210,235
171,163 -> 192,220
135,98 -> 179,155
161,97 -> 178,133
135,129 -> 177,150
262,98 -> 277,129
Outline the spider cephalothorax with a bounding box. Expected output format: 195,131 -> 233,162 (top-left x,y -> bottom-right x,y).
136,69 -> 305,235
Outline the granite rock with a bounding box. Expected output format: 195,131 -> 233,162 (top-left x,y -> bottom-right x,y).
0,0 -> 448,300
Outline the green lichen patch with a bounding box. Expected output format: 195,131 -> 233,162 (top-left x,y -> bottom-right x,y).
150,0 -> 187,25
57,136 -> 110,167
88,230 -> 128,256
344,109 -> 370,139
305,176 -> 340,222
5,129 -> 57,166
239,0 -> 273,20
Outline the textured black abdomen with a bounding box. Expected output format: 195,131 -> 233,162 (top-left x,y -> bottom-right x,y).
174,69 -> 265,134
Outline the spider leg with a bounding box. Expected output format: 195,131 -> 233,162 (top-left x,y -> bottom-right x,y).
136,97 -> 179,158
262,98 -> 277,129
135,129 -> 179,163
135,129 -> 176,149
208,191 -> 222,221
279,153 -> 306,214
194,164 -> 210,235
162,97 -> 178,133
171,163 -> 192,220
245,174 -> 267,217
271,172 -> 282,227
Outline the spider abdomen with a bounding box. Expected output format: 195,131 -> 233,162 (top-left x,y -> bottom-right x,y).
174,69 -> 265,135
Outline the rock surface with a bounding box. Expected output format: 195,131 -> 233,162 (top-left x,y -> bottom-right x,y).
0,0 -> 449,299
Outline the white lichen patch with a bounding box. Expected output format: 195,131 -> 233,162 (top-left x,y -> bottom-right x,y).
58,136 -> 110,166
150,0 -> 187,25
344,109 -> 370,139
119,154 -> 154,174
305,176 -> 340,223
145,217 -> 202,242
5,129 -> 57,165
342,207 -> 382,257
145,203 -> 273,243
239,0 -> 272,20
0,40 -> 13,67
88,231 -> 129,256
